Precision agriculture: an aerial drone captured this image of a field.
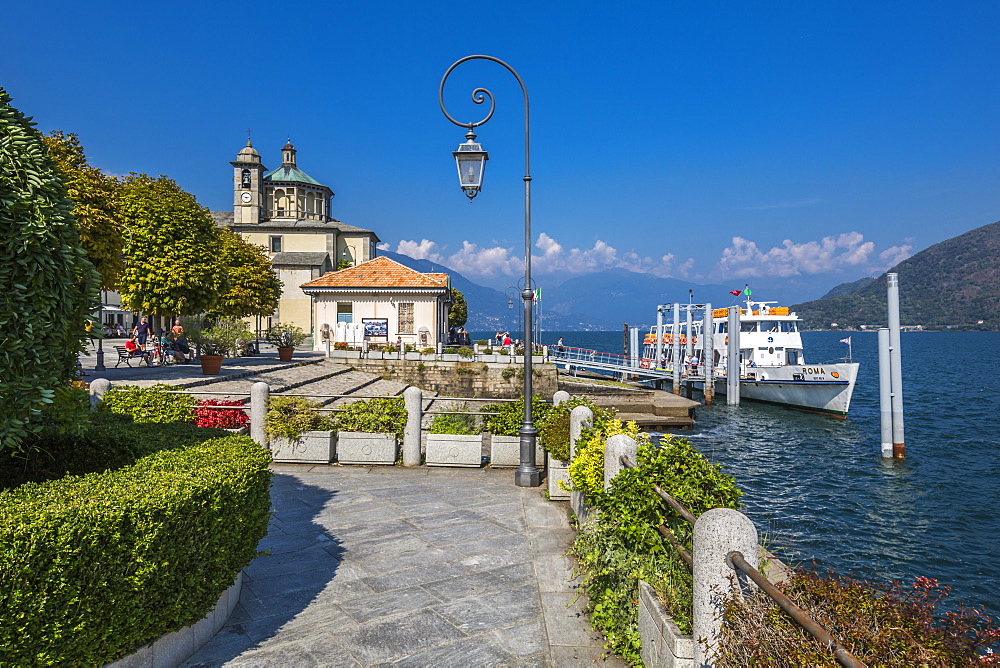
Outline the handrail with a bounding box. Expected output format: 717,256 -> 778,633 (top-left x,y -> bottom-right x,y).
619,455 -> 865,666
728,552 -> 866,668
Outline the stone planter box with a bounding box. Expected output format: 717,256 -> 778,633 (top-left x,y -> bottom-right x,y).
547,454 -> 570,500
479,354 -> 498,363
405,352 -> 421,361
425,433 -> 483,467
331,350 -> 362,360
440,353 -> 459,362
639,581 -> 693,667
489,435 -> 545,468
367,350 -> 384,360
420,353 -> 437,361
571,490 -> 597,525
337,431 -> 398,465
271,431 -> 335,464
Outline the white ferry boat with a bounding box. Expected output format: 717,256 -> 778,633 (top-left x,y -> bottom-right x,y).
642,299 -> 859,417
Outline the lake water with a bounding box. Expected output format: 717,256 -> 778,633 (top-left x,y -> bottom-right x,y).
475,329 -> 1000,619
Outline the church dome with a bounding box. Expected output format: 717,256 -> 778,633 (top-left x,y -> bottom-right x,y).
237,138 -> 260,161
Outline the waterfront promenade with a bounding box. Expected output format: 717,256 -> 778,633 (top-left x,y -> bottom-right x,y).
183,465 -> 623,667
81,348 -> 625,666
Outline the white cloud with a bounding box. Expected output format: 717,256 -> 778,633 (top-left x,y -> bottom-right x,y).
878,244 -> 913,269
717,233 -> 876,278
376,242 -> 391,251
386,233 -> 693,282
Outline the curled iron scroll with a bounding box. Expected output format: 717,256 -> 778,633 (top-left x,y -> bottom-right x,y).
439,55 -> 524,130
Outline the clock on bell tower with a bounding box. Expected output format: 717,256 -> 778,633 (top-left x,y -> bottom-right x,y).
230,136 -> 266,224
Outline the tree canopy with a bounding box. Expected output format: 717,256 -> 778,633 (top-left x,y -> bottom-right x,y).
0,88 -> 99,451
41,131 -> 123,290
117,175 -> 227,318
210,228 -> 282,319
448,287 -> 468,328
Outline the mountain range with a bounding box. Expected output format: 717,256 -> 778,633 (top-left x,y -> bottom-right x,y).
384,219 -> 1000,331
790,220 -> 1000,330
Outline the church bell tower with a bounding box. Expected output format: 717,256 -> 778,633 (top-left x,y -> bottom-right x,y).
231,137 -> 266,224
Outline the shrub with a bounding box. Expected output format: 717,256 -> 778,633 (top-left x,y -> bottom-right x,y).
717,570 -> 1000,665
99,384 -> 197,424
429,409 -> 479,435
334,341 -> 349,350
570,435 -> 741,660
0,434 -> 271,665
335,397 -> 407,440
457,346 -> 474,358
0,88 -> 99,453
195,399 -> 249,429
483,396 -> 552,436
420,347 -> 435,355
186,317 -> 254,357
0,412 -> 227,491
536,397 -> 615,462
265,396 -> 332,440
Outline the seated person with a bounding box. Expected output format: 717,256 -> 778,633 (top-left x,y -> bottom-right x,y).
124,336 -> 152,366
174,335 -> 194,362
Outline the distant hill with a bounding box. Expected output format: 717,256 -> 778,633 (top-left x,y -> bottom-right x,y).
819,276 -> 877,299
791,220 -> 1000,330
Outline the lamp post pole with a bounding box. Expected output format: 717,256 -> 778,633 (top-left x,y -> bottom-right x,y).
441,55 -> 540,487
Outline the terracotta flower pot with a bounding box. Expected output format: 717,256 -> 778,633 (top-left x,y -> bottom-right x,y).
200,354 -> 224,375
277,347 -> 294,362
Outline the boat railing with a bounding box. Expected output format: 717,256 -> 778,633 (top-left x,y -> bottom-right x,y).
618,454 -> 865,667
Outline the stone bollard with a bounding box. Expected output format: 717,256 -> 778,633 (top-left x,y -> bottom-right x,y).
89,378 -> 112,410
692,508 -> 758,666
552,390 -> 570,407
403,386 -> 422,466
604,434 -> 638,490
250,382 -> 270,448
569,405 -> 592,459
325,338 -> 331,357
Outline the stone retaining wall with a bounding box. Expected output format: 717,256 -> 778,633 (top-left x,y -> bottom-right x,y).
344,359 -> 559,399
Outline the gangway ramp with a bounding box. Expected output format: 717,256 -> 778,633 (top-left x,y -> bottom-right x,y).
550,346 -> 712,384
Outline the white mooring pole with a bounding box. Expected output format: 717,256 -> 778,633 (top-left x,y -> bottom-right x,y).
655,306 -> 664,371
703,302 -> 714,405
886,272 -> 905,458
672,304 -> 682,395
878,328 -> 893,458
727,306 -> 740,405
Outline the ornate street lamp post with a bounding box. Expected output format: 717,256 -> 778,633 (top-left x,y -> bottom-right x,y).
440,55 -> 540,487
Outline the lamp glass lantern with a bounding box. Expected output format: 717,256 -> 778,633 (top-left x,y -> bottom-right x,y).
453,129 -> 489,200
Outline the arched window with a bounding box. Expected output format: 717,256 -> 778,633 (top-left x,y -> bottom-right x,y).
274,189 -> 288,217
241,169 -> 251,188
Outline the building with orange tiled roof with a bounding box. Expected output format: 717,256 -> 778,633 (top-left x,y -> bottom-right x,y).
301,257 -> 453,348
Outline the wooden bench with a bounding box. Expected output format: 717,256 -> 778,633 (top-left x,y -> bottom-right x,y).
114,345 -> 144,368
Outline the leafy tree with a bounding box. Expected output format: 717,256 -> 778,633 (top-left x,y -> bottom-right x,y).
448,287 -> 468,328
0,87 -> 99,452
210,227 -> 281,319
118,175 -> 226,318
41,131 -> 124,290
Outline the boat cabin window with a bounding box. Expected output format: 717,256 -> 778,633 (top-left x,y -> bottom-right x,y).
759,321 -> 779,332
786,349 -> 801,365
717,323 -> 727,334
740,321 -> 757,332
779,321 -> 798,332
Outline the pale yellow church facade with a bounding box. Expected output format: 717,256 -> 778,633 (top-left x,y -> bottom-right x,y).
212,139 -> 379,332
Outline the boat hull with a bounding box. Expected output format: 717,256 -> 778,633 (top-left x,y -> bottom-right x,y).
700,363 -> 859,417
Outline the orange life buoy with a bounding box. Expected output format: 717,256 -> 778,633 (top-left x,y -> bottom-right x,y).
639,359 -> 651,369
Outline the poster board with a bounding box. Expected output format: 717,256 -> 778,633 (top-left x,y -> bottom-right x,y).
362,318 -> 389,338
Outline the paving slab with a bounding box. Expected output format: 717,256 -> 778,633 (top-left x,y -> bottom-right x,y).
183,466 -> 627,667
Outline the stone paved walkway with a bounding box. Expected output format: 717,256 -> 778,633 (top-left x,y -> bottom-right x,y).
183,466 -> 624,667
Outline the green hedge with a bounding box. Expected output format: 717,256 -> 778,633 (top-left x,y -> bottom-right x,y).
0,435 -> 272,665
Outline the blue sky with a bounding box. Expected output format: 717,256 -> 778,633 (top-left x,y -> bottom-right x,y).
5,1 -> 999,302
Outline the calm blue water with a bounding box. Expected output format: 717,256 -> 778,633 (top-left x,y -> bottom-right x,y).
475,330 -> 1000,619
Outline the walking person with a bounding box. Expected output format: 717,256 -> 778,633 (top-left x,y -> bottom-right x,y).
133,316 -> 153,351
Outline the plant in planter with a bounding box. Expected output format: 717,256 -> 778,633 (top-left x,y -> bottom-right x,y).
483,397 -> 550,467
335,397 -> 406,465
420,347 -> 435,355
187,317 -> 253,374
264,323 -> 310,362
457,346 -> 474,359
265,396 -> 335,463
426,408 -> 482,467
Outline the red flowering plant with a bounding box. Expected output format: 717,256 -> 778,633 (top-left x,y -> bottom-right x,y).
194,399 -> 249,429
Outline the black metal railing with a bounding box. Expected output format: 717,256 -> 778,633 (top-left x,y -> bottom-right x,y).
619,454 -> 865,667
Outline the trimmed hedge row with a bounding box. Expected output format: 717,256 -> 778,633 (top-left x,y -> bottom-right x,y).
0,434 -> 272,665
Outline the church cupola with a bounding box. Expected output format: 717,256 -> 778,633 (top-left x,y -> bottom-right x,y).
282,140 -> 297,168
